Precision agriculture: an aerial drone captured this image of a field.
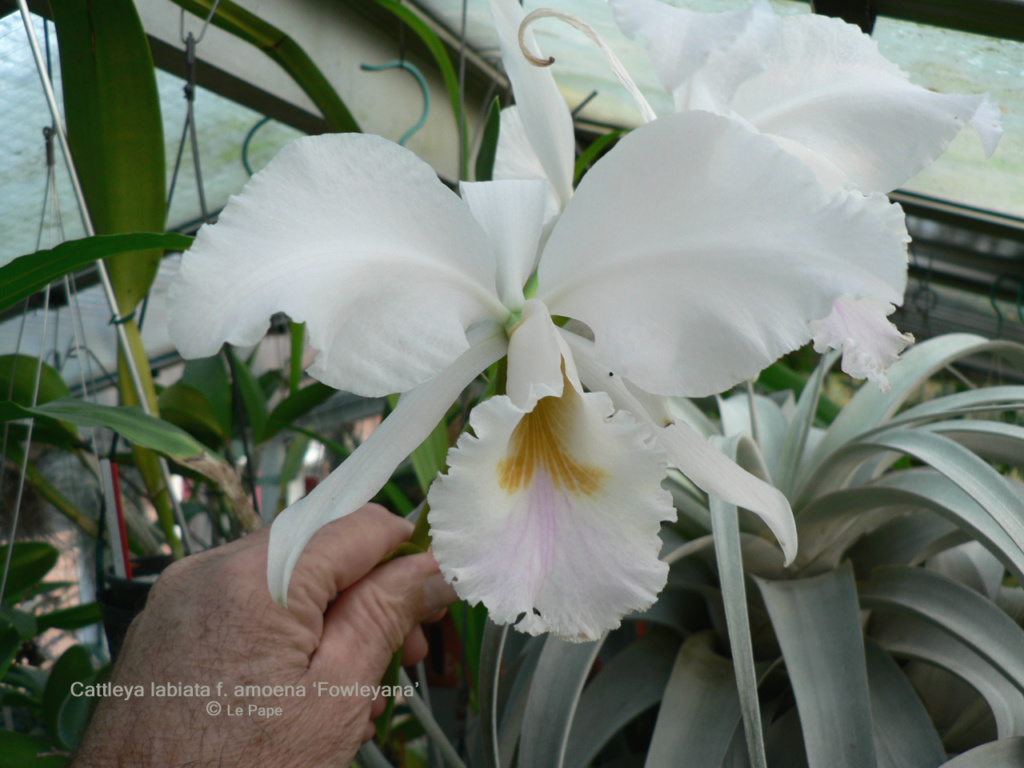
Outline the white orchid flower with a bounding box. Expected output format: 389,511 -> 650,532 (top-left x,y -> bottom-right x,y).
168,86 -> 911,639
609,0 -> 1003,390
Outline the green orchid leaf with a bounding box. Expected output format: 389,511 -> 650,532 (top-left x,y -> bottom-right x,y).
2,443 -> 99,539
158,381 -> 228,448
0,730 -> 68,768
860,566 -> 1024,698
449,600 -> 488,700
0,623 -> 22,679
289,322 -> 305,395
264,382 -> 337,441
0,542 -> 59,602
518,636 -> 603,767
564,629 -> 681,768
50,0 -> 167,313
475,96 -> 502,182
0,233 -> 192,315
372,0 -> 468,174
757,563 -> 878,768
34,603 -> 103,635
227,349 -> 269,443
41,645 -> 96,751
0,355 -> 70,405
387,393 -> 450,494
181,356 -> 232,434
863,639 -> 946,768
871,610 -> 1024,739
1,606 -> 38,642
172,0 -> 359,133
0,398 -> 208,461
2,396 -> 260,533
274,433 -> 311,516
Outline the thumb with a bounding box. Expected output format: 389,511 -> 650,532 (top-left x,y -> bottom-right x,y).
311,552 -> 457,683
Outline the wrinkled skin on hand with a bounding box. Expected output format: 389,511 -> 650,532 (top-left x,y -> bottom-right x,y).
71,505 -> 456,767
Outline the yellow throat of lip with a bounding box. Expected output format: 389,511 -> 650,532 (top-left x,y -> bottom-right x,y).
497,380 -> 607,496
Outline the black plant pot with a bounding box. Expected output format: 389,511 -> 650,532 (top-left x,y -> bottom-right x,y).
98,555 -> 173,662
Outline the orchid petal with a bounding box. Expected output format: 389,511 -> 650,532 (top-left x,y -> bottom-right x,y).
488,0 -> 575,210
727,13 -> 1003,193
810,296 -> 914,392
610,0 -> 779,113
428,381 -> 675,641
459,180 -> 549,310
169,134 -> 506,397
493,107 -> 564,236
539,110 -> 909,398
505,299 -> 580,412
564,332 -> 797,565
267,328 -> 507,605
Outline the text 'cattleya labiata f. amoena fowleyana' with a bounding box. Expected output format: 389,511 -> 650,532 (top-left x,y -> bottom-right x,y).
168,0 -> 1000,641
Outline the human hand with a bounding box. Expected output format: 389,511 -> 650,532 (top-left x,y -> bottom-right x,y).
72,504 -> 456,767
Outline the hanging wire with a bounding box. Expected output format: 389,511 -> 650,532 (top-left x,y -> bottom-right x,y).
988,273 -> 1019,339
360,61 -> 431,146
0,130 -> 56,600
241,116 -> 272,176
16,0 -> 196,555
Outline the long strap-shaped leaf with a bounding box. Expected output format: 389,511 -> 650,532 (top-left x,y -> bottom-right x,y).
0,233 -> 192,315
863,639 -> 946,768
518,635 -> 603,768
796,472 -> 1024,584
172,0 -> 359,133
479,620 -> 508,768
757,563 -> 879,768
564,629 -> 680,768
49,0 -> 167,313
860,566 -> 1024,697
797,429 -> 1024,566
800,335 -> 1024,492
708,494 -> 768,768
872,611 -> 1024,739
777,350 -> 837,497
644,630 -> 748,767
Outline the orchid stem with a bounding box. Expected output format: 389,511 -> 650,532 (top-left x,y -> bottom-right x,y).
410,501 -> 432,549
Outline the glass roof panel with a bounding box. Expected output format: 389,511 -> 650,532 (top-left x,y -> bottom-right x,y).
419,0 -> 1024,218
0,11 -> 302,268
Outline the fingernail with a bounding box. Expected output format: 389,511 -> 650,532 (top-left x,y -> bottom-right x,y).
424,571 -> 458,613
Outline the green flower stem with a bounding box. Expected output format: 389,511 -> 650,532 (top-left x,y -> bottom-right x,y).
117,320 -> 184,558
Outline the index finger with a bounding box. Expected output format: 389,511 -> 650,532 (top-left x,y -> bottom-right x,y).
285,504 -> 414,634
